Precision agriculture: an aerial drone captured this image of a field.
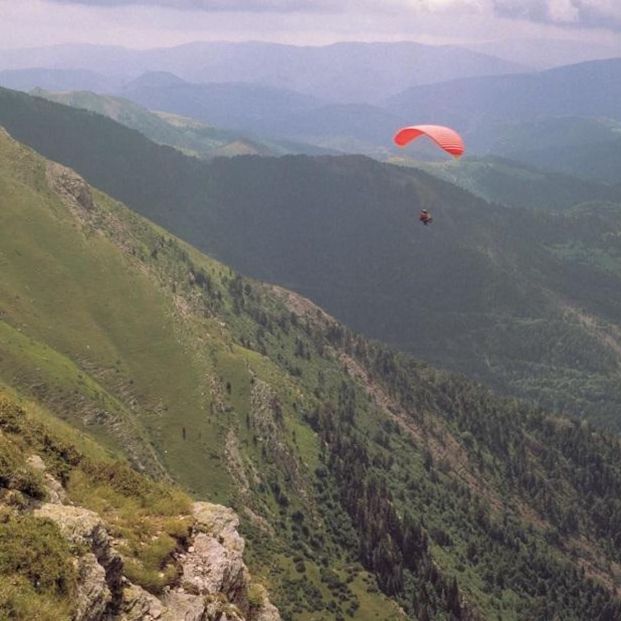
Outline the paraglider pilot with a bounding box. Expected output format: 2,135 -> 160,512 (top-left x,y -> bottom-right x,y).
419,209 -> 432,226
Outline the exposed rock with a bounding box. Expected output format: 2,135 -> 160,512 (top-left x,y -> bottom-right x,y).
33,503 -> 123,619
181,503 -> 248,611
248,585 -> 281,621
28,498 -> 279,621
193,502 -> 245,556
27,454 -> 68,504
75,552 -> 112,621
26,454 -> 46,471
119,582 -> 164,621
161,591 -> 210,621
46,161 -> 95,213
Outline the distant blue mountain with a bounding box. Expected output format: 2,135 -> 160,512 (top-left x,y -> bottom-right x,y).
0,41 -> 527,103
386,58 -> 621,131
0,68 -> 123,93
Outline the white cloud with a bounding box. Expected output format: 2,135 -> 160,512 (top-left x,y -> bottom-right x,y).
493,0 -> 621,27
548,0 -> 580,22
0,0 -> 620,53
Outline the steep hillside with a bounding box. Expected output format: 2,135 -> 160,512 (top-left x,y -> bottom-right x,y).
0,127 -> 401,620
1,128 -> 621,620
398,156 -> 619,210
30,88 -> 316,159
3,86 -> 621,433
0,390 -> 280,621
163,155 -> 621,430
471,117 -> 621,184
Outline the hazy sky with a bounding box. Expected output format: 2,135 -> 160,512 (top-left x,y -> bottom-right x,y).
1,0 -> 621,50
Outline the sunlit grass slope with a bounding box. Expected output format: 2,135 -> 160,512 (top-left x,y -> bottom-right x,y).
0,388 -> 195,619
0,128 -> 404,620
1,127 -> 621,620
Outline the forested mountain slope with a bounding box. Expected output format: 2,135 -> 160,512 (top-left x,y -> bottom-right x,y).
399,156 -> 619,211
3,86 -> 621,430
468,117 -> 621,185
31,88 -> 326,158
2,125 -> 621,620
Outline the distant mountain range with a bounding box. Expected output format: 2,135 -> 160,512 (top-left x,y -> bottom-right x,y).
466,37 -> 621,69
31,88 -> 331,158
0,67 -> 124,93
385,58 -> 621,131
3,44 -> 621,169
119,75 -> 327,134
0,40 -> 526,103
118,73 -> 405,155
115,58 -> 621,161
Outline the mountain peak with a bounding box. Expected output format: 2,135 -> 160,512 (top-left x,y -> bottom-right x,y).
123,71 -> 187,90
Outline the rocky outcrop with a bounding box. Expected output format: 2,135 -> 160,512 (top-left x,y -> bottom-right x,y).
46,161 -> 95,213
158,502 -> 280,621
118,583 -> 165,621
27,463 -> 279,621
75,553 -> 114,621
187,503 -> 248,602
27,454 -> 68,504
33,502 -> 124,620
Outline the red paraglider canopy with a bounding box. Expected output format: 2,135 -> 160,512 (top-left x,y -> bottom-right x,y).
393,125 -> 465,158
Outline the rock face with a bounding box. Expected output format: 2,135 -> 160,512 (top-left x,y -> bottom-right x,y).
183,503 -> 248,603
157,502 -> 280,621
28,461 -> 279,621
118,583 -> 165,621
46,161 -> 95,213
34,503 -> 124,620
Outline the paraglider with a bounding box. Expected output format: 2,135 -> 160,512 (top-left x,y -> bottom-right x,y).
393,125 -> 465,226
393,124 -> 465,158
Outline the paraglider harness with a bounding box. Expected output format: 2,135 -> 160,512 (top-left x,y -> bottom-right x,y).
419,210 -> 433,225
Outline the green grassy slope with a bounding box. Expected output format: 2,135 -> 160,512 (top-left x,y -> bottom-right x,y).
0,128 -> 403,620
1,128 -> 621,619
0,388 -> 202,620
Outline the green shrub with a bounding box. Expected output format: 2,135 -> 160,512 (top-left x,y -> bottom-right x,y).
0,514 -> 75,594
0,575 -> 73,621
123,558 -> 178,594
122,533 -> 179,594
247,583 -> 265,609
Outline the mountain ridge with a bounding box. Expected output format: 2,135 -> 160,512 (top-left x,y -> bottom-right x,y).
4,85 -> 621,432
1,124 -> 621,619
0,40 -> 527,103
